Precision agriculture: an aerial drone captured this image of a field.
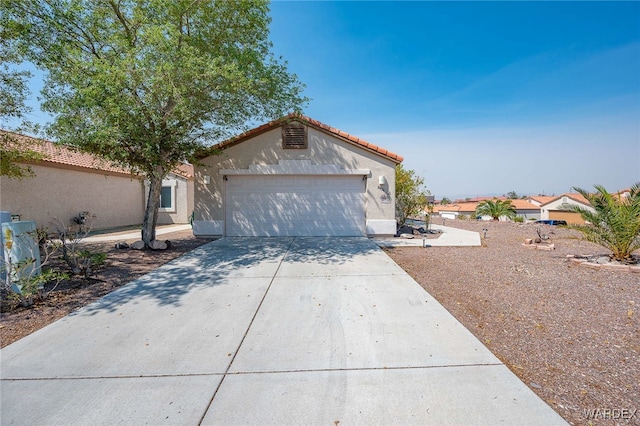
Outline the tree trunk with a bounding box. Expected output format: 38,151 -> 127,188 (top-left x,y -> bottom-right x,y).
142,173 -> 163,247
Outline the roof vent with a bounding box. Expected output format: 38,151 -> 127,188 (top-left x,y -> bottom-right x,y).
282,123 -> 307,149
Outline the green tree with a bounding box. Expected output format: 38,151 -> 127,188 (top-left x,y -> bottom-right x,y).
0,17 -> 44,178
4,0 -> 306,246
395,164 -> 429,226
475,199 -> 517,221
505,190 -> 519,199
440,196 -> 451,205
568,184 -> 640,262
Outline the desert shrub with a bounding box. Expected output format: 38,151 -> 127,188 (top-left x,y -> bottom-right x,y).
514,216 -> 524,223
1,229 -> 68,307
52,214 -> 106,278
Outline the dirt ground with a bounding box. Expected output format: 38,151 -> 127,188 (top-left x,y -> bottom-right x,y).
1,222 -> 638,425
0,230 -> 212,347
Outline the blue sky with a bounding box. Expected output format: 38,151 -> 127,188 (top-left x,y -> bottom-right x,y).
268,1 -> 640,199
5,1 -> 639,200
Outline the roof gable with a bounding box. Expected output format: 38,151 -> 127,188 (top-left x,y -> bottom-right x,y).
541,193 -> 591,207
197,113 -> 404,163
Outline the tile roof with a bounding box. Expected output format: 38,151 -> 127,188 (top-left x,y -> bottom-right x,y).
199,113 -> 404,163
2,130 -> 133,176
541,193 -> 591,207
527,195 -> 557,205
1,130 -> 194,179
508,199 -> 540,210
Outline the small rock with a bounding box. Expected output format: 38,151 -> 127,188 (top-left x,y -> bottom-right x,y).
130,240 -> 145,250
114,242 -> 129,249
164,240 -> 172,249
530,382 -> 543,390
400,233 -> 415,239
149,240 -> 168,250
524,239 -> 533,245
596,256 -> 610,264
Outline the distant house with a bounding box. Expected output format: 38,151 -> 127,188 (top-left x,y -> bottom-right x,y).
192,113 -> 403,237
1,131 -> 194,230
509,199 -> 542,221
431,202 -> 478,220
431,198 -> 542,221
538,193 -> 594,225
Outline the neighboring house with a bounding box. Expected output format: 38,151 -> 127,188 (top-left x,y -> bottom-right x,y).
431,202 -> 478,220
1,131 -> 194,230
539,193 -> 594,225
192,113 -> 403,237
509,199 -> 542,221
144,163 -> 194,225
431,199 -> 541,221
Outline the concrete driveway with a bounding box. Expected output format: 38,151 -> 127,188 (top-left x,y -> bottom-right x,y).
1,237 -> 566,425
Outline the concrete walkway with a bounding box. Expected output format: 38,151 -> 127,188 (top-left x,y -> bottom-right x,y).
1,237 -> 565,425
83,224 -> 192,243
373,224 -> 482,247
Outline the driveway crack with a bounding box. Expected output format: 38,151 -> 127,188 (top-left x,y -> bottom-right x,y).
198,237 -> 296,425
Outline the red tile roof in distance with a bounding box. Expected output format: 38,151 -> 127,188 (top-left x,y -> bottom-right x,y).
206,113 -> 404,163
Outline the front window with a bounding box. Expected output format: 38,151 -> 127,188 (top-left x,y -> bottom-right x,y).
160,186 -> 173,209
159,179 -> 177,212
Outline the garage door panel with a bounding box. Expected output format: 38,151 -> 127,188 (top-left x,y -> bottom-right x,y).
225,176 -> 365,236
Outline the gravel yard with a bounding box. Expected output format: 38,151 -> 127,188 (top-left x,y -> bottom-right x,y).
384,219 -> 639,425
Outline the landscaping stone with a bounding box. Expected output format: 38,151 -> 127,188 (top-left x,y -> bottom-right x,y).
149,240 -> 168,250
130,241 -> 145,250
601,263 -> 630,272
582,262 -> 601,270
596,256 -> 610,264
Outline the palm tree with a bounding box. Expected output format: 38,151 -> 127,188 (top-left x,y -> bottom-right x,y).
474,199 -> 517,221
568,183 -> 640,262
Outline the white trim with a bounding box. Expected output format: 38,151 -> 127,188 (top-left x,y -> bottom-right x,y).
219,159 -> 370,176
192,220 -> 224,236
366,219 -> 396,236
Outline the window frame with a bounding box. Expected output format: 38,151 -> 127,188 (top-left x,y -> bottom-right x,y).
159,179 -> 177,213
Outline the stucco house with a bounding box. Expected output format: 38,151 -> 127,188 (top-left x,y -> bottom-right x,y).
192,114 -> 403,237
431,198 -> 541,221
539,193 -> 594,225
1,131 -> 194,230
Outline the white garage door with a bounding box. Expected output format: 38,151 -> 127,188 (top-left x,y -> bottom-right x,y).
225,175 -> 366,236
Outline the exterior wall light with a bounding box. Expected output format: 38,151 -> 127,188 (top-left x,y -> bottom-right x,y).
378,175 -> 387,188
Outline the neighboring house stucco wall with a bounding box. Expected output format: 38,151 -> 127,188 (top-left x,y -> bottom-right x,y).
541,196 -> 594,225
148,174 -> 195,225
0,163 -> 145,230
193,126 -> 398,236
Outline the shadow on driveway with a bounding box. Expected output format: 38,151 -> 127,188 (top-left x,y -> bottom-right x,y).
78,237 -> 381,315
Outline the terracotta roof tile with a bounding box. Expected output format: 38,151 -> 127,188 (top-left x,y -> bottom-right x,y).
508,199 -> 539,209
200,113 -> 404,163
1,130 -> 193,179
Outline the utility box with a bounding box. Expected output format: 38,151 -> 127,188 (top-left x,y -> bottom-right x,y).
0,211 -> 11,284
2,220 -> 41,294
